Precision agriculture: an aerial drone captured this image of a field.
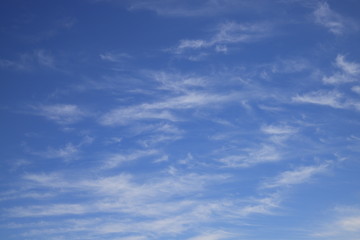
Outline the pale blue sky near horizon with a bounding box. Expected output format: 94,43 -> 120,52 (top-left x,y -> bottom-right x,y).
1,0 -> 360,240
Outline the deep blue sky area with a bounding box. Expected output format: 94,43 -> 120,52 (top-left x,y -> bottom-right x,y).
1,0 -> 360,240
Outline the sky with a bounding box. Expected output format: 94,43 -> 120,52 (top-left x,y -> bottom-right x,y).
1,0 -> 360,239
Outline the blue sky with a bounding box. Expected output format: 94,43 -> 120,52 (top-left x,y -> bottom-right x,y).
1,0 -> 360,239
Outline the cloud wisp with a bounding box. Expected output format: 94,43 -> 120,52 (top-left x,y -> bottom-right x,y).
217,144 -> 282,168
292,90 -> 344,109
172,21 -> 273,57
323,55 -> 360,84
0,50 -> 55,70
100,91 -> 239,126
261,164 -> 329,189
124,0 -> 266,17
311,206 -> 360,239
3,170 -> 283,238
313,2 -> 355,35
31,104 -> 88,125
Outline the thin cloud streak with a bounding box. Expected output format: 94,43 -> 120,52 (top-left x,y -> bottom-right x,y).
323,55 -> 360,84
311,206 -> 360,239
292,90 -> 344,109
218,144 -> 282,168
261,164 -> 328,189
173,21 -> 273,54
313,2 -> 349,35
0,50 -> 55,70
31,104 -> 88,125
124,0 -> 266,17
100,91 -> 240,125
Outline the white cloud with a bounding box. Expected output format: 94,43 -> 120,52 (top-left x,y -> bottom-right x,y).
313,2 -> 347,35
262,164 -> 328,189
125,0 -> 263,17
292,90 -> 344,108
338,216 -> 360,232
128,122 -> 184,146
28,136 -> 93,161
335,55 -> 360,75
100,52 -> 132,62
113,236 -> 147,240
178,39 -> 208,50
95,71 -> 233,126
7,168 -> 290,239
9,159 -> 31,171
218,144 -> 281,168
39,143 -> 79,160
139,134 -> 182,147
312,206 -> 360,238
270,58 -> 310,73
100,91 -> 238,125
14,195 -> 280,238
10,171 -> 230,219
293,89 -> 360,111
32,104 -> 87,124
351,86 -> 360,94
215,45 -> 228,53
187,230 -> 234,240
174,21 -> 272,54
144,92 -> 235,109
24,173 -> 66,188
104,136 -> 122,145
236,194 -> 281,216
35,49 -> 55,68
323,72 -> 352,85
323,55 -> 360,84
150,71 -> 208,93
261,124 -> 298,135
103,149 -> 159,168
0,50 -> 55,70
8,204 -> 89,217
100,107 -> 177,125
261,124 -> 298,145
213,21 -> 271,44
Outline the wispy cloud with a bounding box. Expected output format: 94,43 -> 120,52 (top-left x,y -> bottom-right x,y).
8,204 -> 89,217
128,122 -> 184,147
149,71 -> 208,93
261,164 -> 328,189
217,144 -> 282,168
323,55 -> 360,84
38,143 -> 79,160
292,90 -> 344,108
103,149 -> 159,168
100,52 -> 132,62
0,50 -> 55,70
9,171 -> 230,218
3,167 -> 287,239
313,2 -> 355,35
124,0 -> 264,17
29,136 -> 93,161
261,124 -> 298,135
352,86 -> 360,95
100,91 -> 238,125
269,58 -> 311,74
311,206 -> 360,238
293,89 -> 360,111
260,124 -> 299,146
335,55 -> 360,75
100,106 -> 177,125
187,230 -> 235,240
173,21 -> 273,55
338,216 -> 360,232
32,104 -> 87,124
